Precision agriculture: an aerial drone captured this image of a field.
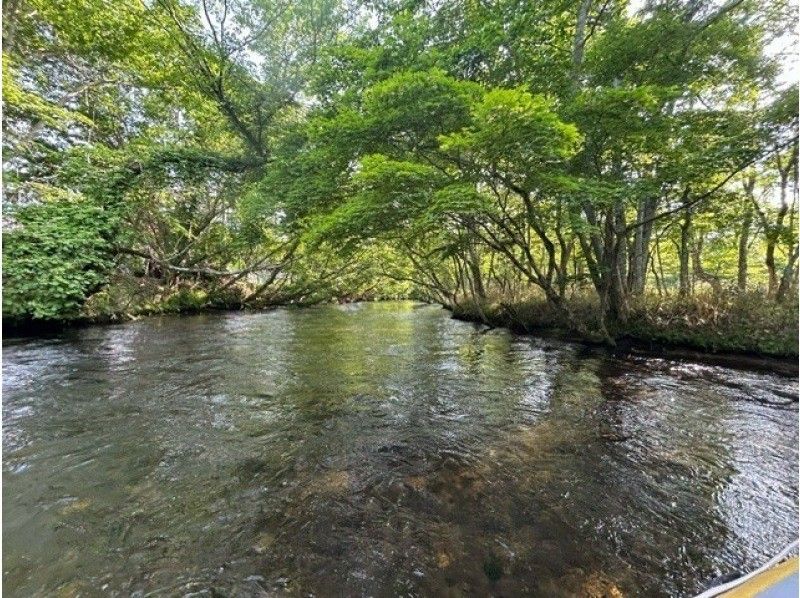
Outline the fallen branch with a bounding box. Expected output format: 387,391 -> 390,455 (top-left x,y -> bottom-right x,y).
115,247 -> 280,277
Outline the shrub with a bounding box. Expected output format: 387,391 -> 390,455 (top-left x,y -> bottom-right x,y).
161,288 -> 208,313
2,198 -> 114,322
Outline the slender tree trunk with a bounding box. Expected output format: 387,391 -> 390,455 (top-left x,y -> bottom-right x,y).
765,151 -> 794,298
692,235 -> 722,295
554,201 -> 573,297
657,236 -> 667,296
650,245 -> 663,296
738,178 -> 755,291
679,206 -> 692,298
776,245 -> 799,302
614,200 -> 628,292
765,237 -> 779,297
571,0 -> 593,86
610,241 -> 630,322
629,197 -> 656,295
557,237 -> 573,297
467,243 -> 486,302
736,215 -> 751,291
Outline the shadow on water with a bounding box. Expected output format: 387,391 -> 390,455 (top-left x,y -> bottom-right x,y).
2,302 -> 797,597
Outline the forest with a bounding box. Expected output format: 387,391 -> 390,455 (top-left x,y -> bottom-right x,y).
2,0 -> 798,356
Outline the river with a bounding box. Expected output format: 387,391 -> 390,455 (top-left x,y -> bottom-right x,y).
2,301 -> 797,596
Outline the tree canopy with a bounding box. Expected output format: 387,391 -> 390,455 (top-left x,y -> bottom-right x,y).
2,0 -> 797,352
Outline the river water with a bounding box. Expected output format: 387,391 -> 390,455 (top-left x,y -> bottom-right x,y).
2,301 -> 797,597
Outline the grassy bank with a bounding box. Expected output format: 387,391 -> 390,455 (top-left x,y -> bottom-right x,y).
450,291 -> 799,359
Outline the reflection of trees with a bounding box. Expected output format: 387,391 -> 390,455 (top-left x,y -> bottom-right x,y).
396,350 -> 746,596
5,306 -> 793,596
537,355 -> 741,596
241,303 -> 572,595
278,303 -> 412,421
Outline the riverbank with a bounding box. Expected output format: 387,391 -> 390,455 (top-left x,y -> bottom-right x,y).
5,286 -> 798,374
448,292 -> 799,369
2,271 -> 404,337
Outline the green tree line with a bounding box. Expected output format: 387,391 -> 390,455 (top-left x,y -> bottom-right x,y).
2,0 -> 797,353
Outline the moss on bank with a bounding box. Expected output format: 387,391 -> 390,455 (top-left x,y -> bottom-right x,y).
450,292 -> 798,359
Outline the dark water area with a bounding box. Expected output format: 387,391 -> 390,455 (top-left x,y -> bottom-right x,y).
2,301 -> 798,597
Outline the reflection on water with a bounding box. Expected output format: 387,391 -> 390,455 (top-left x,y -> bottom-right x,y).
2,301 -> 797,597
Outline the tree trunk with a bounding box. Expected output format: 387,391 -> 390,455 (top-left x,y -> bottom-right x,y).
679,206 -> 692,297
736,211 -> 752,291
629,197 -> 656,295
571,0 -> 593,86
466,242 -> 486,303
650,243 -> 663,296
692,235 -> 722,295
765,237 -> 779,297
609,240 -> 630,322
776,245 -> 799,302
765,151 -> 794,298
738,176 -> 755,291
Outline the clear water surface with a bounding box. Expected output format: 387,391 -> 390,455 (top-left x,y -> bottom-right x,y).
3,302 -> 797,597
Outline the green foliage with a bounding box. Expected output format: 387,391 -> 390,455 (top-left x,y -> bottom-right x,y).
2,0 -> 796,358
362,69 -> 479,144
1,55 -> 94,131
161,288 -> 209,313
316,155 -> 444,242
3,197 -> 115,321
440,87 -> 581,188
427,184 -> 493,219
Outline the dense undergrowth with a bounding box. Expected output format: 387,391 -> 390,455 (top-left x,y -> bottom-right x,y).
451,291 -> 799,358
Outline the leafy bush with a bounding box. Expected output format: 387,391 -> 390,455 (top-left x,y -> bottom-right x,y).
161,288 -> 208,313
3,198 -> 115,322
